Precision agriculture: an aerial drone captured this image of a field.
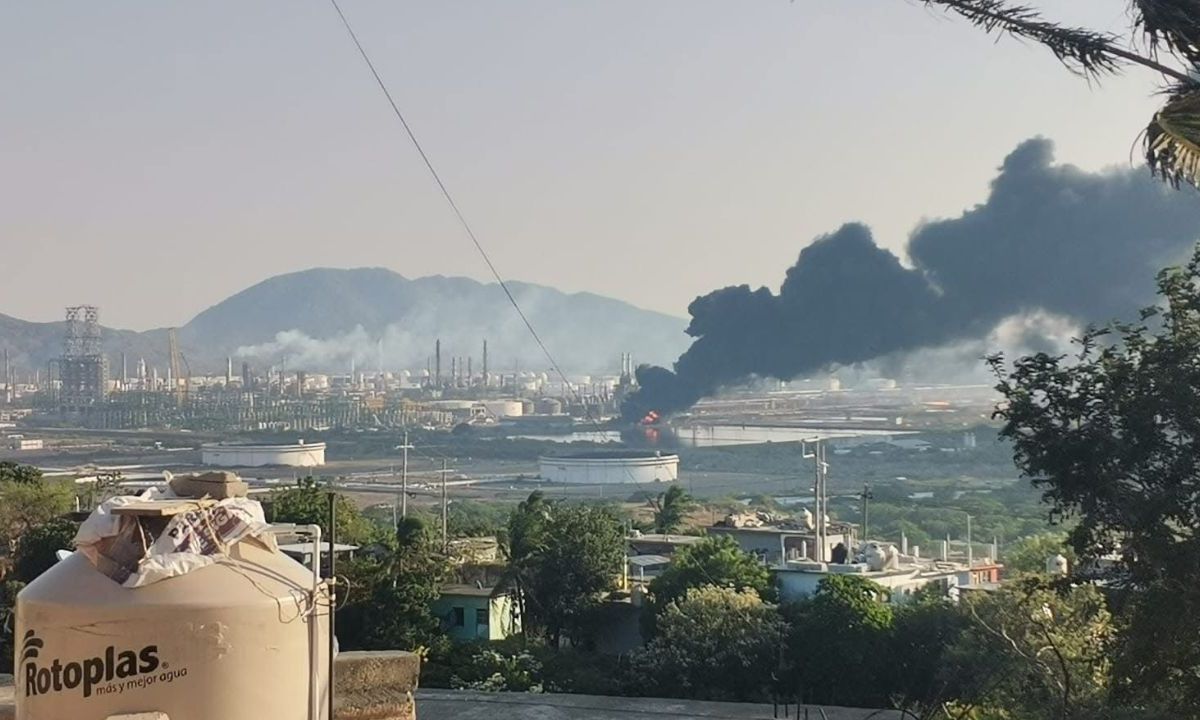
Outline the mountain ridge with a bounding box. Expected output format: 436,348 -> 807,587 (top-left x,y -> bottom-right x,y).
1,268 -> 688,377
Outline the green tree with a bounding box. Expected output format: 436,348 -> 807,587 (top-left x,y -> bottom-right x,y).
626,585 -> 787,702
0,473 -> 74,557
0,461 -> 42,485
0,579 -> 25,674
519,502 -> 624,648
338,516 -> 448,652
649,485 -> 693,534
991,249 -> 1200,710
889,593 -> 971,716
13,517 -> 79,583
1003,533 -> 1077,576
503,490 -> 551,637
945,578 -> 1114,720
644,535 -> 771,636
909,1 -> 1200,188
267,477 -> 381,546
782,575 -> 895,707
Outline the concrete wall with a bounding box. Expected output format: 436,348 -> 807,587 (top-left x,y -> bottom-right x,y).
709,527 -> 849,565
777,565 -> 955,603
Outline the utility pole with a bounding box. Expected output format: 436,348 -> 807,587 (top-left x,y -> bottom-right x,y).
441,458 -> 449,550
400,431 -> 411,519
966,513 -> 974,567
859,483 -> 874,542
802,439 -> 827,562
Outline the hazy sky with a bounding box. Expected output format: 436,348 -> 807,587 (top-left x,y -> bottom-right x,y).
1,1 -> 1166,330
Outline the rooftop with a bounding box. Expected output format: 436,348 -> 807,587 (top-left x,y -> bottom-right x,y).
627,554 -> 671,568
441,583 -> 507,597
628,533 -> 704,545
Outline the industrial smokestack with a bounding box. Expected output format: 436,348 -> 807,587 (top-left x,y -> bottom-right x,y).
435,339 -> 441,387
623,138 -> 1200,420
226,356 -> 233,385
482,339 -> 488,388
242,361 -> 252,391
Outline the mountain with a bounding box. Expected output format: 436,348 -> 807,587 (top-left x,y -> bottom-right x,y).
1,269 -> 689,377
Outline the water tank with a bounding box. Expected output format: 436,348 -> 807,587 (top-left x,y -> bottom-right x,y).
16,541 -> 330,719
1046,553 -> 1069,576
864,543 -> 899,572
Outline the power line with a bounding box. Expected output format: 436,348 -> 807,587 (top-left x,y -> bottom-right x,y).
327,0 -> 575,397
327,1 -> 646,487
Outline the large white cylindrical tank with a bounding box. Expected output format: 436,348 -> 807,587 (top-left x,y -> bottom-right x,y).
201,441 -> 326,468
481,400 -> 523,418
16,541 -> 330,720
538,451 -> 680,484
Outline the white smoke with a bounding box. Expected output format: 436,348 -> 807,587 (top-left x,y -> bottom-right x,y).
852,310 -> 1083,386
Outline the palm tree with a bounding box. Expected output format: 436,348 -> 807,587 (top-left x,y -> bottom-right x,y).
912,0 -> 1200,188
649,485 -> 693,534
499,490 -> 551,644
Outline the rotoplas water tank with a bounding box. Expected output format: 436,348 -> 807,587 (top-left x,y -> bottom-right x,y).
15,540 -> 330,720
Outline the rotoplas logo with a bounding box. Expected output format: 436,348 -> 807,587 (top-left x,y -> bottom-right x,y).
22,629 -> 160,699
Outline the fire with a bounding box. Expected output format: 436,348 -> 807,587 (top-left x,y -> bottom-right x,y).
640,410 -> 661,425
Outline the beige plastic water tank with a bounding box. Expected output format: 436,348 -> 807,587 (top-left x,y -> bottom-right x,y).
15,540 -> 330,720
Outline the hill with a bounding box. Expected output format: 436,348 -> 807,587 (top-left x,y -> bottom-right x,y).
0,269 -> 688,377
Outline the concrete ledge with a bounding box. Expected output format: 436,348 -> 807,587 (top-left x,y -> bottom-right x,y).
0,674 -> 12,720
335,650 -> 421,720
1,653 -> 423,720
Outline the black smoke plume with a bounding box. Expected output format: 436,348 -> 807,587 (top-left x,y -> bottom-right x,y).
623,138 -> 1200,420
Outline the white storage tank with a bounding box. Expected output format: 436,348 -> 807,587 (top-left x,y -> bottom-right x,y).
481,399 -> 523,418
538,450 -> 679,484
201,440 -> 326,468
15,540 -> 331,719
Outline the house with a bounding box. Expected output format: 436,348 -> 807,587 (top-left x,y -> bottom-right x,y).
776,560 -> 961,603
627,533 -> 703,557
626,554 -> 671,584
709,514 -> 853,566
278,541 -> 359,575
775,550 -> 1005,605
432,582 -> 521,642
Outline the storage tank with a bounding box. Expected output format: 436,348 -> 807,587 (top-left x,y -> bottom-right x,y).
1046,553 -> 1069,575
481,399 -> 523,418
534,398 -> 562,415
15,538 -> 331,719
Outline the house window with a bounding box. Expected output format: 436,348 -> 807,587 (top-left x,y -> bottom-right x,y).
476,608 -> 489,627
452,607 -> 465,627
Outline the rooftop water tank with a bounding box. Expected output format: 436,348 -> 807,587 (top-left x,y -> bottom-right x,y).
1046,553 -> 1069,576
16,524 -> 330,719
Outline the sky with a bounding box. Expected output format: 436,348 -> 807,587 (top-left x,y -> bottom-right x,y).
0,1 -> 1167,330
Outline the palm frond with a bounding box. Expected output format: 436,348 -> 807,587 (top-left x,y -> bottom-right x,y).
1133,0 -> 1200,65
1146,88 -> 1200,188
921,0 -> 1124,78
